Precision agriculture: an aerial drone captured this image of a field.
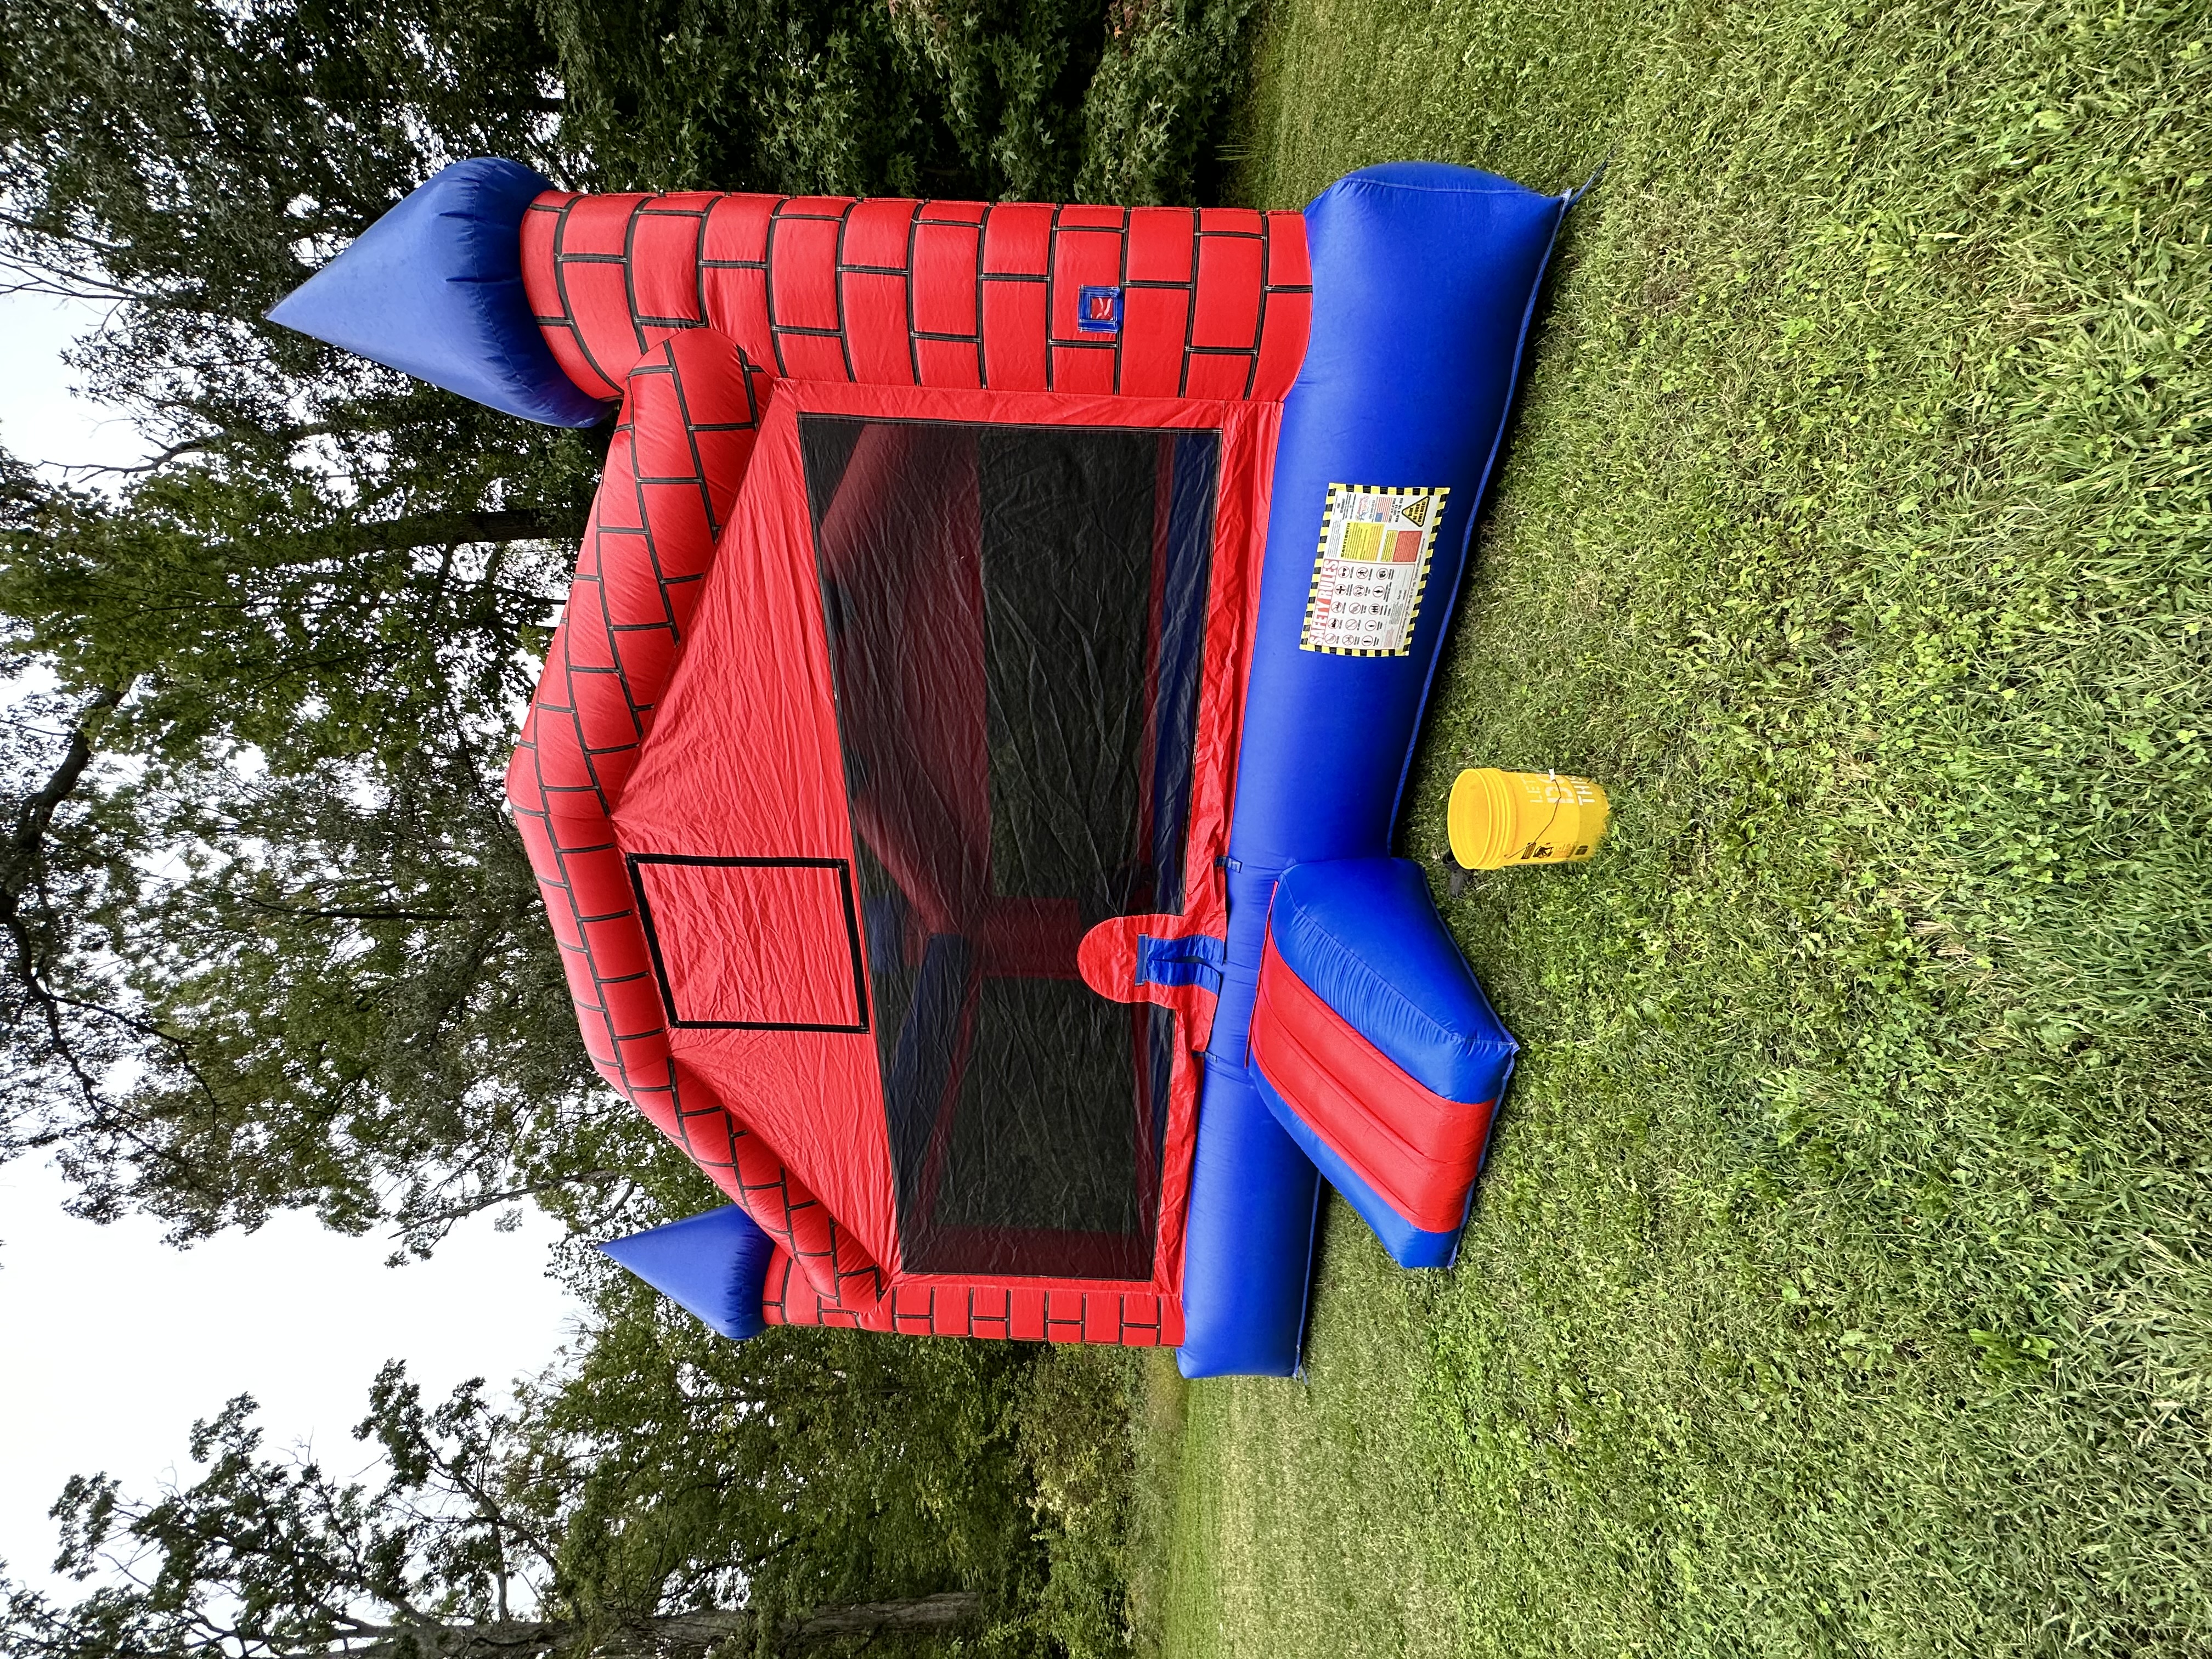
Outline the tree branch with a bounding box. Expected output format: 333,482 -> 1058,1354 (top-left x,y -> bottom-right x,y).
0,685 -> 122,898
229,509 -> 584,565
394,1170 -> 622,1237
0,681 -> 129,1104
55,407 -> 472,481
238,898 -> 464,924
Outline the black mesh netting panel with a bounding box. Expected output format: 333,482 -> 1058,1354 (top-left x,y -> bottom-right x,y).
802,417 -> 1219,1278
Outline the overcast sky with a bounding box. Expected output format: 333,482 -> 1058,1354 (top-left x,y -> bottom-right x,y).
0,292 -> 583,1593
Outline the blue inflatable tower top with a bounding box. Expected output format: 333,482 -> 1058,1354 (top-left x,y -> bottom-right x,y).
269,157 -> 607,426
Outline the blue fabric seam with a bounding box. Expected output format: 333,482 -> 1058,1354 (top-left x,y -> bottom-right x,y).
1471,1048 -> 1517,1178
1336,177 -> 1530,199
1135,933 -> 1226,991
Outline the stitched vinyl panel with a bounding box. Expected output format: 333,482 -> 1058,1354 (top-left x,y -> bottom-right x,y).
506,328 -> 883,1307
522,192 -> 1313,403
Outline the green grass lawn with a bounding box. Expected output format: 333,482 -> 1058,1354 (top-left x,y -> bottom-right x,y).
1149,0 -> 2212,1652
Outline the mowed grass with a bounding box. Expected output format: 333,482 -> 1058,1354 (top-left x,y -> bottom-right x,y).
1155,0 -> 2212,1653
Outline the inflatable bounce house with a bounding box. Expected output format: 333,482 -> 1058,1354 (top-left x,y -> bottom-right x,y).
273,156 -> 1585,1377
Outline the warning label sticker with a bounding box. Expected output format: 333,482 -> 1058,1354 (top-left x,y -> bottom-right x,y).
1299,483 -> 1450,656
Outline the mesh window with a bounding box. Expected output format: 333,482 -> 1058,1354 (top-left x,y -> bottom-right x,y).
802,417 -> 1218,1278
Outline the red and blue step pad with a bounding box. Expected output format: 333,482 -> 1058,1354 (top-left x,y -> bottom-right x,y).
1247,858 -> 1514,1269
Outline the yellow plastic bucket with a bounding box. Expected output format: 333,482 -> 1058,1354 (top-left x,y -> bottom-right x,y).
1448,768 -> 1610,870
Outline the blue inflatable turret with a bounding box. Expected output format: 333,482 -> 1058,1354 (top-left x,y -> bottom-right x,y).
599,1205 -> 778,1340
269,157 -> 608,427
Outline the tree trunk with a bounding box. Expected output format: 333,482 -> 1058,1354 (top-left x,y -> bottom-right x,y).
231,507 -> 585,567
387,1594 -> 983,1659
340,508 -> 583,552
785,1592 -> 981,1648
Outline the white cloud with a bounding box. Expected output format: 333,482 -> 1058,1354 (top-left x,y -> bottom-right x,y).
0,290 -> 585,1596
0,1154 -> 582,1592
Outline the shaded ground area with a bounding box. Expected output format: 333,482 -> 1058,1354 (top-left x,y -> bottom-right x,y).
1149,0 -> 2212,1652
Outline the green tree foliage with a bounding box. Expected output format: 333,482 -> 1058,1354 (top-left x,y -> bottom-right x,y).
0,0 -> 1260,1256
0,444 -> 657,1252
878,0 -> 1106,200
542,0 -> 964,198
0,0 -> 577,470
537,0 -> 1225,205
1005,1351 -> 1142,1659
0,1316 -> 1036,1659
1075,0 -> 1259,206
0,0 -> 650,1250
531,1279 -> 1039,1632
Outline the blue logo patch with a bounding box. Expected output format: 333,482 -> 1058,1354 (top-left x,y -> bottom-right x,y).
1077,284 -> 1124,335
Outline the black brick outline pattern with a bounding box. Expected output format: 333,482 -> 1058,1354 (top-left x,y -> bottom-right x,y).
506,328 -> 883,1308
524,192 -> 1313,403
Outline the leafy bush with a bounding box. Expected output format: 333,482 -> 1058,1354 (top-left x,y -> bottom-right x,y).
1010,1347 -> 1143,1659
1075,0 -> 1259,205
541,0 -> 1255,204
542,0 -> 968,195
884,0 -> 1109,200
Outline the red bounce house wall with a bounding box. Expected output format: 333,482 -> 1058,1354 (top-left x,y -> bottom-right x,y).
505,190 -> 1312,1346
272,155 -> 1573,1375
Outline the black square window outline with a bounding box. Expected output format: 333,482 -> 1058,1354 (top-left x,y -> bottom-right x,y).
626,854 -> 871,1034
